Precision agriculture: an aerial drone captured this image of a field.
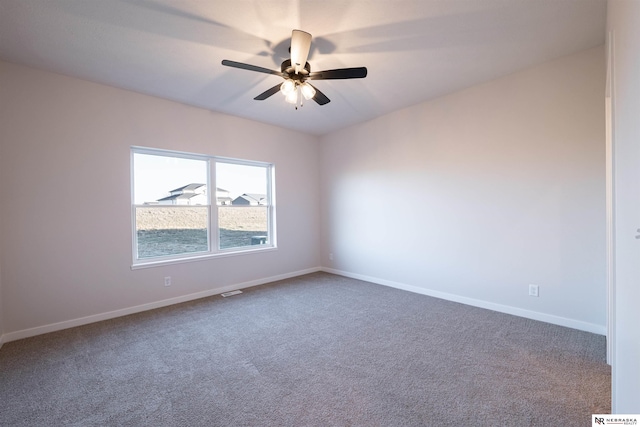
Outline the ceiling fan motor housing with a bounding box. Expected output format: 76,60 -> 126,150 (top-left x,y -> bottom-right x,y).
281,59 -> 311,81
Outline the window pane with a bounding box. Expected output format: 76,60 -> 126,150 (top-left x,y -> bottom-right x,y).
216,162 -> 267,206
133,153 -> 208,205
216,161 -> 270,250
136,206 -> 209,258
133,152 -> 210,260
218,206 -> 268,249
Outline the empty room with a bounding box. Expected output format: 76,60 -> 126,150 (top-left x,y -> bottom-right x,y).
1,0 -> 638,425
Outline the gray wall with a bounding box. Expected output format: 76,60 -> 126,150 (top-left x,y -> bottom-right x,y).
320,46 -> 606,333
0,61 -> 321,338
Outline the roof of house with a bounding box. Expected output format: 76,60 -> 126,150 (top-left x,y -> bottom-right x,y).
157,193 -> 203,202
168,184 -> 230,193
233,193 -> 266,204
169,183 -> 206,193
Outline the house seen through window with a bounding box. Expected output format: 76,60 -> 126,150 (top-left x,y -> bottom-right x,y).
132,147 -> 275,266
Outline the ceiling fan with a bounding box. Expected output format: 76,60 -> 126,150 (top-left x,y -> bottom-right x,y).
222,30 -> 367,108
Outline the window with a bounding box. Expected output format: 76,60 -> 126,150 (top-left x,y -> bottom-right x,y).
131,147 -> 275,267
216,162 -> 270,249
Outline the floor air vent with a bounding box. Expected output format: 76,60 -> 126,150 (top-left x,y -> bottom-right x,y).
221,290 -> 243,298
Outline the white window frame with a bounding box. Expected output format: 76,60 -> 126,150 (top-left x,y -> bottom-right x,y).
131,146 -> 276,269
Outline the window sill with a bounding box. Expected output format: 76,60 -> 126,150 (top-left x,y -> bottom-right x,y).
131,245 -> 277,270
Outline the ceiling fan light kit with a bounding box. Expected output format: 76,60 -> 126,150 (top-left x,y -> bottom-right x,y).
281,79 -> 316,108
222,29 -> 367,109
280,79 -> 296,95
300,82 -> 316,100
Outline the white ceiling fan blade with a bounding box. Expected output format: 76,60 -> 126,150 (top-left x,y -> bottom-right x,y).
290,29 -> 312,74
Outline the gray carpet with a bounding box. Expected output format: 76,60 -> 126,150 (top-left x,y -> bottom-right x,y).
0,272 -> 610,426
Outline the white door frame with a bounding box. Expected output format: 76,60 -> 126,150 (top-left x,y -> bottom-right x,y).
605,32 -> 614,366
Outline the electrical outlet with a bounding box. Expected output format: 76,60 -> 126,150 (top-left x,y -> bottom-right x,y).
329,253 -> 334,261
528,284 -> 539,297
164,276 -> 171,287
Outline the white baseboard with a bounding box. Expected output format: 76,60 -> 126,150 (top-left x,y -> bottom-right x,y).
322,267 -> 606,335
2,266 -> 605,345
2,267 -> 322,344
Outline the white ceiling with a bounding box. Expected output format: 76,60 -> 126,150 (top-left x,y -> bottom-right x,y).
0,0 -> 606,136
